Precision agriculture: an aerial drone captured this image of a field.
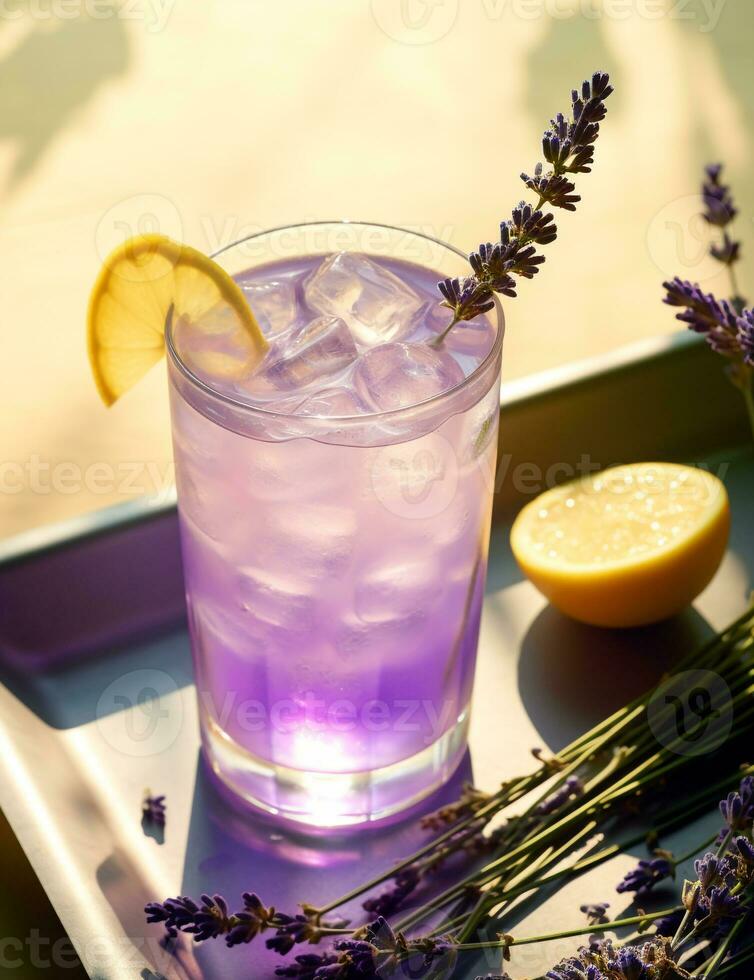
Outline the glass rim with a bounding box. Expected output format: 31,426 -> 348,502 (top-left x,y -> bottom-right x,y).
165,219 -> 505,426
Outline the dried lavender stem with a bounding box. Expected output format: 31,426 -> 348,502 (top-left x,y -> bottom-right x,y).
711,939 -> 754,978
411,664 -> 754,934
455,907 -> 679,951
400,609 -> 754,936
145,612 -> 754,966
399,696 -> 754,935
443,765 -> 754,942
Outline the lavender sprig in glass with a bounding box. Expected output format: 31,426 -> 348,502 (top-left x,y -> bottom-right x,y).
662,162 -> 754,441
434,71 -> 613,344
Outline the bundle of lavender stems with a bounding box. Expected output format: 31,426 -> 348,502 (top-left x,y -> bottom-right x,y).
146,606 -> 754,978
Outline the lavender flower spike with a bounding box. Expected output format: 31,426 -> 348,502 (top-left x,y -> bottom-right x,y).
662,275 -> 745,364
719,788 -> 753,831
225,891 -> 277,947
662,161 -> 754,445
144,893 -> 233,942
362,867 -> 420,917
275,953 -> 339,980
436,71 -> 612,333
738,313 -> 754,367
702,162 -> 738,228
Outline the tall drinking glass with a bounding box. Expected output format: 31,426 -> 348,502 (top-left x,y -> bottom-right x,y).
166,222 -> 504,826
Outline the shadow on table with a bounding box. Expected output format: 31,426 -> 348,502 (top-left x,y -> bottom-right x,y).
517,603 -> 713,753
180,758 -> 473,979
96,751 -> 473,980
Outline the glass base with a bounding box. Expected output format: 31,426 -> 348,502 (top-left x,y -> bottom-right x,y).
202,708 -> 470,829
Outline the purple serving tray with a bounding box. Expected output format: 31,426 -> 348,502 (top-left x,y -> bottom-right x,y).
1,332 -> 752,979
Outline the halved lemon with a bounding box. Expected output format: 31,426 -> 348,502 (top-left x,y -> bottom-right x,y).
510,462 -> 730,628
87,234 -> 268,405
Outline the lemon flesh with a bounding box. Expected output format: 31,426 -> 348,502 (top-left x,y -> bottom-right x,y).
510,462 -> 730,628
88,234 -> 268,405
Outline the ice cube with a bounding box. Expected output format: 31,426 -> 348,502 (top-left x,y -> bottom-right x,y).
304,252 -> 423,346
238,566 -> 315,630
247,315 -> 358,397
259,503 -> 356,579
336,611 -> 427,661
238,438 -> 350,506
295,385 -> 371,417
175,464 -> 226,541
352,342 -> 465,412
354,557 -> 441,624
239,274 -> 299,338
191,596 -> 273,663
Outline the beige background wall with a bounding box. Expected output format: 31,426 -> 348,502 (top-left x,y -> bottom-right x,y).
2,0 -> 753,539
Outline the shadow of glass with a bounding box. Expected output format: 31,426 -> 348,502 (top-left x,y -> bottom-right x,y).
96,752 -> 473,979
185,758 -> 474,978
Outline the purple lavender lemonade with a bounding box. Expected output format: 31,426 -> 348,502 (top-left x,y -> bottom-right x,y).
167,224 -> 503,826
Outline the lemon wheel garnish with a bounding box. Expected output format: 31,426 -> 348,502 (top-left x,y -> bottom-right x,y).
510,462 -> 730,628
87,233 -> 268,405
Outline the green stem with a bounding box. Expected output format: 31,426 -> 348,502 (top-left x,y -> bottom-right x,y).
425,755 -> 753,941
712,939 -> 754,978
316,774 -> 538,916
727,262 -> 741,303
316,609 -> 754,923
451,819 -> 600,942
697,912 -> 749,978
431,314 -> 461,348
454,908 -> 679,951
670,899 -> 696,952
450,774 -> 738,942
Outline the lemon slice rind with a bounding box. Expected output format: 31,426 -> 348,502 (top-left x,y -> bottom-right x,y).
88,233 -> 268,406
